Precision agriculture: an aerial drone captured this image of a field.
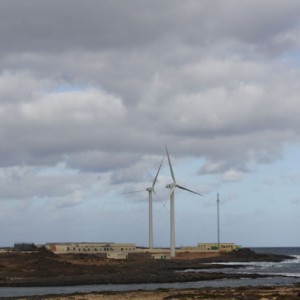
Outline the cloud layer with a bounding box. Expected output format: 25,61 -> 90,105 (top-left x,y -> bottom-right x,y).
1,0 -> 300,246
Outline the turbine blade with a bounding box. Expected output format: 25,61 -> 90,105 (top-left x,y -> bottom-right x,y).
152,156 -> 164,189
176,184 -> 203,196
160,199 -> 169,212
165,145 -> 176,183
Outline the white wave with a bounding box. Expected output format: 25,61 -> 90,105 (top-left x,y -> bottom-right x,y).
204,261 -> 276,268
260,272 -> 300,278
204,262 -> 257,266
282,255 -> 300,264
205,256 -> 300,268
181,269 -> 300,278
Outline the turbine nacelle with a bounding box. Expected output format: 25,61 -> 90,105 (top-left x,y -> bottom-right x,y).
165,183 -> 175,189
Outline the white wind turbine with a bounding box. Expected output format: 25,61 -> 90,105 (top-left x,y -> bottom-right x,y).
165,146 -> 203,257
126,157 -> 164,249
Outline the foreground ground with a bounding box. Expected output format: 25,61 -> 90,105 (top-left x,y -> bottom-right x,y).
0,249 -> 299,299
3,285 -> 300,300
0,248 -> 292,287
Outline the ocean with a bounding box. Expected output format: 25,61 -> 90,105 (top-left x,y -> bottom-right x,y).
0,247 -> 299,298
182,247 -> 300,282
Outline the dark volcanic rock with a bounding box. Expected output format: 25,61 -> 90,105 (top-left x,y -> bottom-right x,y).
224,248 -> 293,262
200,248 -> 294,263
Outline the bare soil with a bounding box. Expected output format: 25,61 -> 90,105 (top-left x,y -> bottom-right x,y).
0,248 -> 294,288
3,286 -> 300,300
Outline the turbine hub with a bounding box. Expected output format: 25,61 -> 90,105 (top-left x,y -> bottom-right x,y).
166,183 -> 175,189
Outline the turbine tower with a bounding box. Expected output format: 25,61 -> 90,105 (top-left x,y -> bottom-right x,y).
147,156 -> 164,248
217,193 -> 220,249
127,156 -> 164,249
165,146 -> 203,257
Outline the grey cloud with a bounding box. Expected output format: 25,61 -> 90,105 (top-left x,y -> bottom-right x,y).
0,166 -> 96,200
1,55 -> 300,177
0,71 -> 51,103
0,0 -> 180,53
66,151 -> 140,173
215,1 -> 300,42
0,0 -> 299,59
291,198 -> 300,205
0,81 -> 131,168
110,155 -> 164,185
281,173 -> 300,185
0,1 -> 300,186
54,190 -> 87,208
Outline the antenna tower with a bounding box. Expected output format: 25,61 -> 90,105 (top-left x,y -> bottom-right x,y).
217,193 -> 220,248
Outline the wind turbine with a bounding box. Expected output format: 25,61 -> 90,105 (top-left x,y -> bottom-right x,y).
165,146 -> 203,257
126,157 -> 164,249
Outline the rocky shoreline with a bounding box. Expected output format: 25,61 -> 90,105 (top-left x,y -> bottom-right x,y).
0,248 -> 295,288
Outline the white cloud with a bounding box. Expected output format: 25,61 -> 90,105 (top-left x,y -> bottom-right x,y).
55,190 -> 86,208
221,169 -> 243,182
0,166 -> 96,201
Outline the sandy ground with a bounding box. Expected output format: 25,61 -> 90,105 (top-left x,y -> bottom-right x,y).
9,285 -> 300,300
6,285 -> 300,300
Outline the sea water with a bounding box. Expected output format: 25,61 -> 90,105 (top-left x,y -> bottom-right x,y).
0,247 -> 300,298
183,247 -> 300,279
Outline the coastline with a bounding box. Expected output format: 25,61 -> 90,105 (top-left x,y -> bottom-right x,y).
0,248 -> 294,288
1,247 -> 300,299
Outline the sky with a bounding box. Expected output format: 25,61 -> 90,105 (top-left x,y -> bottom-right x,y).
0,0 -> 300,248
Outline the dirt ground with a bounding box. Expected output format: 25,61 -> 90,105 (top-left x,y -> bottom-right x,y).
0,248 -> 297,300
6,285 -> 300,300
2,248 -> 287,287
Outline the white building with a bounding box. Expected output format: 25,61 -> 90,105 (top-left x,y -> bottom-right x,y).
196,243 -> 240,252
45,242 -> 136,254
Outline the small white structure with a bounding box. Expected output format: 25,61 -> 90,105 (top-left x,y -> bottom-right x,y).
107,252 -> 128,259
0,248 -> 13,253
151,253 -> 170,260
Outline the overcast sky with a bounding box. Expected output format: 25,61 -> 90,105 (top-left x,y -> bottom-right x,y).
0,0 -> 300,248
